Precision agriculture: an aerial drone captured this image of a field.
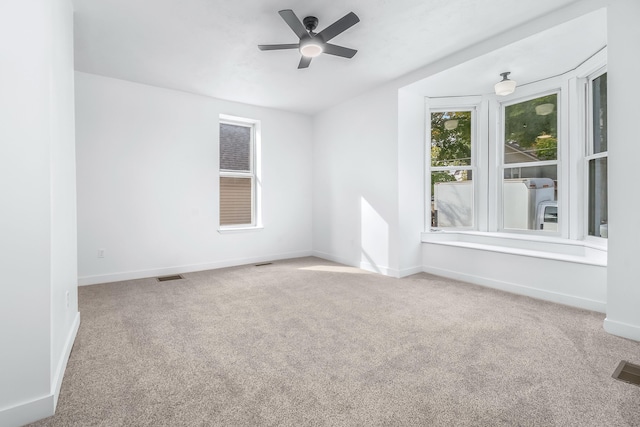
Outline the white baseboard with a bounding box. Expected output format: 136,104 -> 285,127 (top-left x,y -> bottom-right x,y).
78,250 -> 313,285
311,251 -> 358,269
0,313 -> 80,427
603,318 -> 640,342
423,265 -> 607,313
312,250 -> 391,275
398,266 -> 424,278
311,251 -> 421,279
52,312 -> 80,408
0,394 -> 54,427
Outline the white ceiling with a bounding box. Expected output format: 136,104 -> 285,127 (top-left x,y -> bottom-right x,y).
408,9 -> 607,97
72,0 -> 601,115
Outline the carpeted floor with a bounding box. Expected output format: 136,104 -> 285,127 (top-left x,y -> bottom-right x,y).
30,257 -> 640,426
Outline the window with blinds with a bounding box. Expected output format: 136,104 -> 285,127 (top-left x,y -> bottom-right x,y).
219,120 -> 255,227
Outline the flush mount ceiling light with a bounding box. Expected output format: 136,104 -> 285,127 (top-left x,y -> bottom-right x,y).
444,119 -> 459,130
495,72 -> 517,96
535,103 -> 555,116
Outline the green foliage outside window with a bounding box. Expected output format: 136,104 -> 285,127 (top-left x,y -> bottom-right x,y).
504,94 -> 558,161
430,111 -> 472,167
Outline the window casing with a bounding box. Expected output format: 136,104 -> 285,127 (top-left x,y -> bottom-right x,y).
586,70 -> 608,239
499,92 -> 560,234
219,116 -> 260,229
427,99 -> 480,231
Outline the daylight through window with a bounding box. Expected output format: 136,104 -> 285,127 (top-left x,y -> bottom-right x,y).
219,120 -> 256,227
502,94 -> 559,232
430,110 -> 474,229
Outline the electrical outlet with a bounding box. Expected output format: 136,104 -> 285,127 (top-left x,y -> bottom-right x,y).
98,248 -> 105,258
65,291 -> 70,308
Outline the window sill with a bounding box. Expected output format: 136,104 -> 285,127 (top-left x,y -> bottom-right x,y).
218,225 -> 264,234
421,230 -> 606,266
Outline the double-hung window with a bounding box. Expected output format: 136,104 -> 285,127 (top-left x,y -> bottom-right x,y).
429,108 -> 476,229
219,116 -> 259,229
501,93 -> 559,233
586,71 -> 608,238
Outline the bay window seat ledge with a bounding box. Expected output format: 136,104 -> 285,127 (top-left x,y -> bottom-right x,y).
421,231 -> 607,267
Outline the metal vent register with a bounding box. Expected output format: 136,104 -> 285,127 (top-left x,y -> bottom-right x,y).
612,361 -> 640,387
156,274 -> 184,282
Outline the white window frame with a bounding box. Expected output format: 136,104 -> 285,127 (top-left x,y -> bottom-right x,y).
421,49 -> 608,265
425,96 -> 484,232
497,87 -> 563,237
218,114 -> 262,232
584,66 -> 608,242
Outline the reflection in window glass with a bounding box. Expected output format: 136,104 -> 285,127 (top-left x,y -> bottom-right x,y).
432,171 -> 473,228
504,94 -> 558,164
588,157 -> 608,238
592,74 -> 607,154
431,111 -> 472,167
503,167 -> 557,232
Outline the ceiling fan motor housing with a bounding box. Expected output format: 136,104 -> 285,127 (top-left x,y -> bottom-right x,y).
303,16 -> 318,33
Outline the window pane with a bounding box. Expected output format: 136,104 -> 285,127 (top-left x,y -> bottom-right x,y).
503,167 -> 557,232
220,177 -> 252,226
588,157 -> 608,238
432,171 -> 473,228
431,111 -> 472,167
592,73 -> 607,154
504,94 -> 558,164
220,123 -> 251,171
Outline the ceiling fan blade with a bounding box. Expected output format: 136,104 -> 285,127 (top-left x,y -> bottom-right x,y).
317,12 -> 359,42
278,9 -> 308,40
258,44 -> 299,51
298,56 -> 312,69
323,43 -> 357,58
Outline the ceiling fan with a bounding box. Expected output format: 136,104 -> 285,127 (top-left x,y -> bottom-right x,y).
258,9 -> 360,69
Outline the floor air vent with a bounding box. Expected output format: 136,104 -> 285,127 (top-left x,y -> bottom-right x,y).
255,262 -> 273,267
156,274 -> 183,282
612,360 -> 640,387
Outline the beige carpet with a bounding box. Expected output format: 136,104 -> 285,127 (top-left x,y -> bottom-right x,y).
30,257 -> 640,426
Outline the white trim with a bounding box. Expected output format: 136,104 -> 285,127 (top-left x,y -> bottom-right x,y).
398,266 -> 424,278
78,250 -> 313,286
422,230 -> 606,266
52,312 -> 80,409
603,318 -> 640,342
422,264 -> 606,313
0,312 -> 80,427
425,97 -> 482,231
0,394 -> 54,427
312,251 -> 422,278
217,225 -> 264,233
218,114 -> 262,229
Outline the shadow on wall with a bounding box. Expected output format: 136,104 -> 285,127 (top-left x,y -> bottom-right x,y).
360,196 -> 389,274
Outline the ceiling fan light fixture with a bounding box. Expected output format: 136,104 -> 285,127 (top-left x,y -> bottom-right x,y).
300,39 -> 323,58
495,72 -> 517,96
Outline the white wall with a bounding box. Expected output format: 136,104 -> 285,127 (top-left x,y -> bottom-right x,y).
75,72 -> 312,284
0,0 -> 78,425
312,84 -> 402,275
423,243 -> 607,312
604,0 -> 640,340
50,0 -> 80,406
311,0 -> 612,314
